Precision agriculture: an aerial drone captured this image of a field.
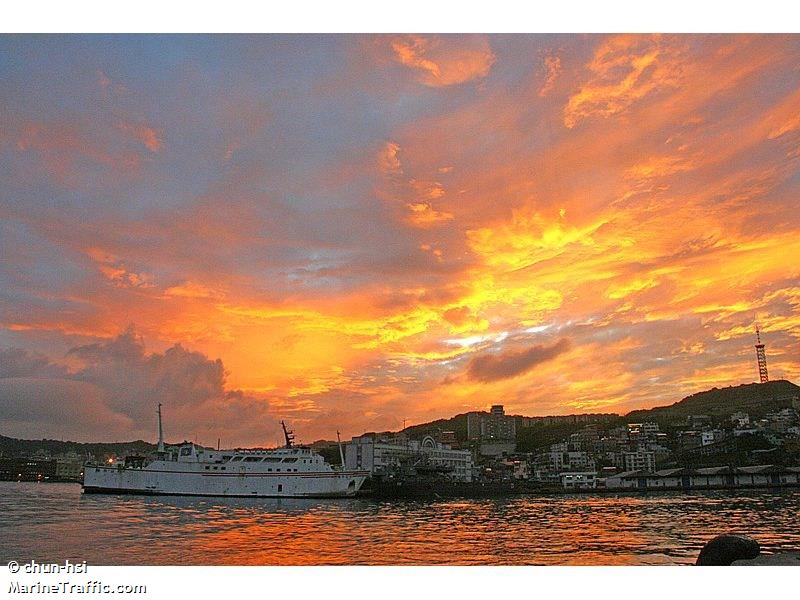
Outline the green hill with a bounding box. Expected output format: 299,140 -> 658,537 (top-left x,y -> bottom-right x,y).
402,413 -> 469,441
625,380 -> 800,427
0,435 -> 155,460
3,380 -> 796,459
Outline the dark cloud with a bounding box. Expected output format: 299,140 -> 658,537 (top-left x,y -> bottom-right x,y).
0,377 -> 133,440
0,347 -> 69,379
0,329 -> 278,445
467,338 -> 572,383
68,327 -> 226,421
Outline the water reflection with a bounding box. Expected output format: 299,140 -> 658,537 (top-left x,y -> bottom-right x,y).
2,482 -> 799,565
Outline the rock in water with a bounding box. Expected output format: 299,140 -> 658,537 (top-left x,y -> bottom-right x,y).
696,534 -> 760,566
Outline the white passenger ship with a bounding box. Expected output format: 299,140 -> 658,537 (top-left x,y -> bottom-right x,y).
82,406 -> 368,498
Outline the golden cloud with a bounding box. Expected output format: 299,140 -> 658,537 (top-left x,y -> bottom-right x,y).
390,35 -> 495,87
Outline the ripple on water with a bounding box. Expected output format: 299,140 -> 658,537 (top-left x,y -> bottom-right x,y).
2,483 -> 800,565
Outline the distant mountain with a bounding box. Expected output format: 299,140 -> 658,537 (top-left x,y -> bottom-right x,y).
399,380 -> 799,453
0,435 -> 155,460
3,380 -> 797,458
625,380 -> 800,426
402,413 -> 469,440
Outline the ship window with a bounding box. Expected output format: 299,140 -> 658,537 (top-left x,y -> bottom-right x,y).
267,468 -> 272,472
212,466 -> 218,470
278,484 -> 283,492
282,458 -> 298,463
231,456 -> 243,461
263,457 -> 281,463
221,467 -> 226,471
180,447 -> 192,456
244,457 -> 262,462
205,466 -> 210,470
222,456 -> 232,461
276,468 -> 281,472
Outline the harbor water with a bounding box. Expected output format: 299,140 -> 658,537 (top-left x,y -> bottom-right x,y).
2,482 -> 799,565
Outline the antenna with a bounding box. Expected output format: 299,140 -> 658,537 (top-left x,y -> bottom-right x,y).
336,430 -> 345,467
280,421 -> 295,448
755,324 -> 769,384
157,403 -> 165,453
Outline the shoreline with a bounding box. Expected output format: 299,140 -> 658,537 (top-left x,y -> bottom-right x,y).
4,479 -> 800,500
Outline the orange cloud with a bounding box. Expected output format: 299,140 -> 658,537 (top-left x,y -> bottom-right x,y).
405,202 -> 454,227
86,247 -> 154,289
539,54 -> 562,97
378,140 -> 402,174
116,120 -> 163,152
5,35 -> 800,442
564,35 -> 683,128
390,35 -> 495,87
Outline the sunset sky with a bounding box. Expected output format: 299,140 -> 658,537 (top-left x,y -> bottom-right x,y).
1,34 -> 799,445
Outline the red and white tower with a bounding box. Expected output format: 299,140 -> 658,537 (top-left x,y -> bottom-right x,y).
754,325 -> 769,384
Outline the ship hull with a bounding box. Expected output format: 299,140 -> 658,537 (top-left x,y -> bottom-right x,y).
83,465 -> 368,498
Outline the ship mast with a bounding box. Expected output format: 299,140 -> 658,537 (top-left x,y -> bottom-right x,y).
157,403 -> 165,453
280,420 -> 295,448
337,430 -> 345,467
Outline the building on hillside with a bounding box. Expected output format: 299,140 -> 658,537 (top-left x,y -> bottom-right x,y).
701,430 -> 725,446
687,415 -> 712,428
467,405 -> 516,456
499,456 -> 532,480
765,408 -> 798,433
622,450 -> 656,473
569,425 -> 601,452
0,458 -> 57,481
730,411 -> 750,427
627,422 -> 660,439
467,405 -> 516,440
439,431 -> 458,446
560,471 -> 598,490
678,430 -> 703,450
534,449 -> 595,479
516,413 -> 619,428
345,433 -> 474,481
55,452 -> 84,481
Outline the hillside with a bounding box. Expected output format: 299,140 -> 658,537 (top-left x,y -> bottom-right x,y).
3,380 -> 796,459
0,435 -> 155,460
402,413 -> 469,440
400,380 -> 798,451
625,380 -> 800,426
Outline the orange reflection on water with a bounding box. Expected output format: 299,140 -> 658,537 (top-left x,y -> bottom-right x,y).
3,484 -> 800,565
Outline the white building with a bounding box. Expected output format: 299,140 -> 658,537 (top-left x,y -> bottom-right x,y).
467,405 -> 516,456
622,450 -> 656,472
560,471 -> 597,490
730,411 -> 750,427
345,434 -> 474,481
603,466 -> 800,490
628,422 -> 660,437
534,450 -> 595,480
500,457 -> 531,480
